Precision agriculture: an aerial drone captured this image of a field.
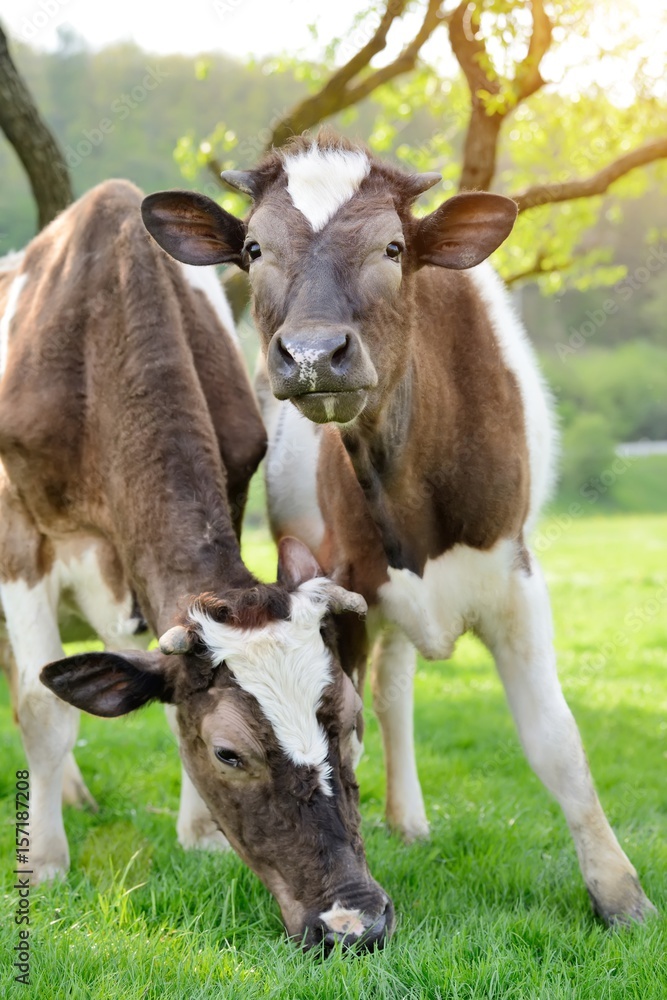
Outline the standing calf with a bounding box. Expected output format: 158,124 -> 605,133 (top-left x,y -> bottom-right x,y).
143,129 -> 655,925
0,180 -> 391,950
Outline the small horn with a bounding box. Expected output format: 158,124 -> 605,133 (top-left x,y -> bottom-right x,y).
408,171 -> 442,197
220,169 -> 260,198
158,625 -> 192,655
324,584 -> 368,617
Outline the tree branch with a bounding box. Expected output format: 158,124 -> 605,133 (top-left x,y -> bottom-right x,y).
0,22 -> 72,231
450,1 -> 552,191
514,136 -> 667,212
514,0 -> 552,101
268,0 -> 445,149
504,252 -> 571,286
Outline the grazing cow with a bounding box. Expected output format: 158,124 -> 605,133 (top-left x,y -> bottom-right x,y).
141,130 -> 655,925
0,179 -> 392,951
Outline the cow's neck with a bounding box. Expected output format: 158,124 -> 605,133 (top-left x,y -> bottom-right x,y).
339,357 -> 433,574
92,349 -> 255,636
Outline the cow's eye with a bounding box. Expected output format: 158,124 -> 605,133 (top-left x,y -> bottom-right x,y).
245,241 -> 262,261
385,242 -> 403,260
215,747 -> 244,768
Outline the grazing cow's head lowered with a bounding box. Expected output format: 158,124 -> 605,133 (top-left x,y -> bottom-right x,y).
41,538 -> 391,951
142,129 -> 517,424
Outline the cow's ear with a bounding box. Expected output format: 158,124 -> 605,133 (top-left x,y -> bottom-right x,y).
40,650 -> 173,718
141,190 -> 247,268
277,536 -> 323,588
415,192 -> 517,270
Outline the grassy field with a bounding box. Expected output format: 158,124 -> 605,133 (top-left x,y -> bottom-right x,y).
1,514 -> 666,999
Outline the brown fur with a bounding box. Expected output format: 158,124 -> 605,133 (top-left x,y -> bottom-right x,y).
0,180 -> 266,630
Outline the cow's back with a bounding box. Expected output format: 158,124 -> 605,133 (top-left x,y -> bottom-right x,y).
0,179 -> 265,539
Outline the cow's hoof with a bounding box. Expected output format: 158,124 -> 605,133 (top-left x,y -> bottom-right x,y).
62,773 -> 98,812
31,858 -> 69,885
177,824 -> 231,853
589,872 -> 657,926
388,813 -> 430,844
62,754 -> 99,811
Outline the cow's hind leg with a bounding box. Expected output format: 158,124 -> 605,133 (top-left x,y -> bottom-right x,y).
481,555 -> 655,925
1,577 -> 77,883
371,625 -> 429,842
165,705 -> 231,852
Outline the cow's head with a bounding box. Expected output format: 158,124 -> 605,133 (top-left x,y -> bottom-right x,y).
40,538 -> 391,951
142,129 -> 517,425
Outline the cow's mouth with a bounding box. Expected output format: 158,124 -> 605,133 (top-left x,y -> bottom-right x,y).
290,389 -> 368,425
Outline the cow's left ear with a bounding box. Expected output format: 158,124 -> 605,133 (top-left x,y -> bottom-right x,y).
141,190 -> 247,268
40,649 -> 173,718
415,192 -> 517,270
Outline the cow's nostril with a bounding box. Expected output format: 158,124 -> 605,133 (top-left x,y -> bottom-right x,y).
276,337 -> 296,369
330,334 -> 350,369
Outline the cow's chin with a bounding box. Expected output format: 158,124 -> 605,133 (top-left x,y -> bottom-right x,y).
291,389 -> 368,425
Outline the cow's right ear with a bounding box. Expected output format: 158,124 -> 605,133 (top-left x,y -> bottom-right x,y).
40,650 -> 173,718
141,190 -> 247,268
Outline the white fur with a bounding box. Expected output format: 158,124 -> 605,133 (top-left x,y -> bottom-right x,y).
1,574 -> 76,881
180,262 -> 240,348
54,541 -> 145,649
370,626 -> 428,840
467,262 -> 558,529
319,902 -> 366,936
378,539 -> 520,662
283,147 -> 370,231
0,536 -> 149,881
0,272 -> 28,377
256,358 -> 325,554
189,579 -> 338,793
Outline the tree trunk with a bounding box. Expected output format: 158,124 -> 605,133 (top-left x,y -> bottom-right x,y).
0,23 -> 73,231
458,105 -> 504,192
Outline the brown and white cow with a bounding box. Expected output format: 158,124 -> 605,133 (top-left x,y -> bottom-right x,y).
0,179 -> 392,951
142,129 -> 655,925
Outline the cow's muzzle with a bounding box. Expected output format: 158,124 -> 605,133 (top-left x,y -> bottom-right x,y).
267,325 -> 377,424
300,894 -> 394,954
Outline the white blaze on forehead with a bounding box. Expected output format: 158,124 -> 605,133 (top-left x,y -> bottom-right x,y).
189,579 -> 336,793
283,146 -> 371,231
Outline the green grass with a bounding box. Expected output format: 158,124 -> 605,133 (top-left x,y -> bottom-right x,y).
2,515 -> 666,998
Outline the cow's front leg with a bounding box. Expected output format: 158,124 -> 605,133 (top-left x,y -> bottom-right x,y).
371,626 -> 429,842
164,705 -> 230,852
481,555 -> 655,925
2,577 -> 76,883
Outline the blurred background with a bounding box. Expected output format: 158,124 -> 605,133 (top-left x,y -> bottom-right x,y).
1,0 -> 666,519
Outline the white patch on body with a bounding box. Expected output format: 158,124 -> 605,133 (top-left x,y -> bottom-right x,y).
0,272 -> 28,376
378,539 -> 520,661
53,540 -> 145,650
256,358 -> 325,554
283,146 -> 370,231
180,262 -> 240,348
189,579 -> 338,793
467,262 -> 557,529
319,901 -> 366,937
